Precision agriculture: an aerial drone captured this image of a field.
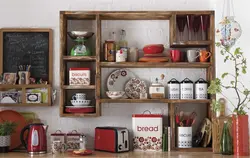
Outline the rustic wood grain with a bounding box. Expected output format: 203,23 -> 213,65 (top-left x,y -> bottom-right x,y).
48,29 -> 53,85
212,117 -> 232,153
171,40 -> 212,47
174,147 -> 212,152
0,84 -> 50,89
100,62 -> 211,68
169,103 -> 175,150
170,14 -> 176,46
0,103 -> 50,106
22,87 -> 26,104
47,86 -> 52,106
62,85 -> 96,90
61,113 -> 98,117
63,56 -> 96,61
100,99 -> 210,104
0,30 -> 3,74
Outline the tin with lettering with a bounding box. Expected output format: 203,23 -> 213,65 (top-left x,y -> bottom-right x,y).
177,127 -> 192,148
132,111 -> 163,152
180,78 -> 193,99
195,78 -> 208,99
167,78 -> 180,99
104,41 -> 115,62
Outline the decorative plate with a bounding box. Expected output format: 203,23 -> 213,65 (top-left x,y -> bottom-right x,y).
125,78 -> 147,99
107,69 -> 135,98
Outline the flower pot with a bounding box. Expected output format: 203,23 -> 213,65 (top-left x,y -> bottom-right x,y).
232,115 -> 249,156
0,135 -> 10,153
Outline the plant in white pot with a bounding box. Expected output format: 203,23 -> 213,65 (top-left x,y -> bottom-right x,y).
207,43 -> 249,156
0,121 -> 17,153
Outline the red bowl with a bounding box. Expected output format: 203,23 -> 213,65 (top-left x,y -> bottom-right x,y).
143,44 -> 164,54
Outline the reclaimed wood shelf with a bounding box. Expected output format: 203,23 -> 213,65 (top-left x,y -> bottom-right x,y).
100,62 -> 211,68
62,85 -> 95,90
0,84 -> 51,89
0,103 -> 49,106
171,41 -> 212,47
63,56 -> 96,61
61,113 -> 99,117
174,147 -> 212,152
100,99 -> 211,104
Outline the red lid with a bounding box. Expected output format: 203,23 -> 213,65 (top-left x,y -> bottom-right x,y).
67,130 -> 80,136
70,68 -> 90,70
51,130 -> 65,136
132,114 -> 163,118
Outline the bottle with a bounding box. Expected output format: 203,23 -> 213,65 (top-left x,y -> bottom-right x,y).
117,30 -> 128,61
220,121 -> 233,155
104,32 -> 116,62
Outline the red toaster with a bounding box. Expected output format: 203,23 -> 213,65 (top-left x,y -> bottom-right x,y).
94,127 -> 129,153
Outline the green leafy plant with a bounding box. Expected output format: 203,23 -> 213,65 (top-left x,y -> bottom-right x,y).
0,121 -> 17,136
207,43 -> 249,115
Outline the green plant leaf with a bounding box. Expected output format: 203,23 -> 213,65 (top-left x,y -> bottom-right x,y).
221,73 -> 229,79
230,81 -> 235,85
0,121 -> 17,136
234,47 -> 241,55
207,78 -> 222,94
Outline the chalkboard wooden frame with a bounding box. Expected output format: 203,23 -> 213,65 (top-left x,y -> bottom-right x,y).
0,28 -> 53,84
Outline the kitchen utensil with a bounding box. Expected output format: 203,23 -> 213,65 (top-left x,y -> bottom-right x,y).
186,112 -> 197,126
71,100 -> 91,106
180,78 -> 194,99
167,78 -> 180,99
65,106 -> 95,113
67,31 -> 94,56
106,91 -> 125,99
187,50 -> 200,62
95,127 -> 129,153
175,106 -> 181,124
125,78 -> 147,99
195,78 -> 208,99
107,69 -> 135,98
20,123 -> 48,154
170,50 -> 181,62
72,93 -> 86,101
0,110 -> 27,150
199,50 -> 211,62
143,44 -> 164,54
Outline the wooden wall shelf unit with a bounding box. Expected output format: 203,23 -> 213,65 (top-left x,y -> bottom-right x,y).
0,28 -> 53,106
60,11 -> 215,152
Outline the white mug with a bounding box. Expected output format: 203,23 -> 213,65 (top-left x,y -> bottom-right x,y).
72,93 -> 86,100
187,50 -> 199,62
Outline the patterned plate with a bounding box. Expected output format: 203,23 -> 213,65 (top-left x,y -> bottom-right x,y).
125,78 -> 147,99
107,69 -> 135,98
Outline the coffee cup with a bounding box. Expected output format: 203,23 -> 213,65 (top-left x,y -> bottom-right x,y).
187,50 -> 199,62
72,93 -> 86,101
170,50 -> 181,62
199,50 -> 211,62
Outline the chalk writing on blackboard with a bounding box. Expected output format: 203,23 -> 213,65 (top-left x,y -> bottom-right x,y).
3,32 -> 50,80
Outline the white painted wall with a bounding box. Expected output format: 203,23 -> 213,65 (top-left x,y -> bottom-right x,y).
1,0 -> 249,150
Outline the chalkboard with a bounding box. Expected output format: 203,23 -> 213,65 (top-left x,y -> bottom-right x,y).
2,31 -> 50,81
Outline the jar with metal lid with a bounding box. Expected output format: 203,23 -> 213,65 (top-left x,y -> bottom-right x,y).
149,78 -> 165,99
195,78 -> 208,99
167,78 -> 180,99
180,78 -> 193,99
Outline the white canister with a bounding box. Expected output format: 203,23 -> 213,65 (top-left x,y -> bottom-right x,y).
195,78 -> 208,99
177,127 -> 192,148
69,68 -> 90,85
180,78 -> 193,99
167,78 -> 180,99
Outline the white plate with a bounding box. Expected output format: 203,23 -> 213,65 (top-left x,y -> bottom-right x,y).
65,106 -> 94,108
107,69 -> 135,98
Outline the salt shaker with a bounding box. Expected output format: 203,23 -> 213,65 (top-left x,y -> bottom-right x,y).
79,134 -> 86,150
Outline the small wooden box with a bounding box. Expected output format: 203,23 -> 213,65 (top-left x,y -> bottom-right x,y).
212,116 -> 232,153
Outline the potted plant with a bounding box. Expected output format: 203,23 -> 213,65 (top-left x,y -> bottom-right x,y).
208,43 -> 249,156
0,121 -> 17,153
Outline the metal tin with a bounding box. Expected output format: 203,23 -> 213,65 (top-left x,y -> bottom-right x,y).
167,78 -> 180,99
180,78 -> 193,99
195,78 -> 207,99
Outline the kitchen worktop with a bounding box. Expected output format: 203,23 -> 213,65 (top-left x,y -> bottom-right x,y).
0,151 -> 248,158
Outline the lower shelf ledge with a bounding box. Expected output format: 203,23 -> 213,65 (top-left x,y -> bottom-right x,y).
173,147 -> 212,152
0,103 -> 50,106
60,113 -> 99,117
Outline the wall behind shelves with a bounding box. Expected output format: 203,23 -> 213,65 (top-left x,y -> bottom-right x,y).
0,0 -> 235,150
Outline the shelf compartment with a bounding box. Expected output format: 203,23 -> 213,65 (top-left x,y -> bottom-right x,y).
171,41 -> 212,47
100,99 -> 211,104
60,113 -> 99,117
174,147 -> 212,152
63,56 -> 96,61
62,85 -> 95,90
0,84 -> 51,89
100,62 -> 211,68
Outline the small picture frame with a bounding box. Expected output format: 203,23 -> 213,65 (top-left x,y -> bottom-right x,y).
3,73 -> 17,85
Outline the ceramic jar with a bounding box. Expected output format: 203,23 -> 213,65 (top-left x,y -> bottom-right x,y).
66,130 -> 80,151
180,78 -> 193,100
216,16 -> 242,48
167,78 -> 180,99
195,78 -> 208,99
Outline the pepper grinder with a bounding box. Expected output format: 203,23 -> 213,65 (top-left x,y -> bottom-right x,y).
79,134 -> 86,150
